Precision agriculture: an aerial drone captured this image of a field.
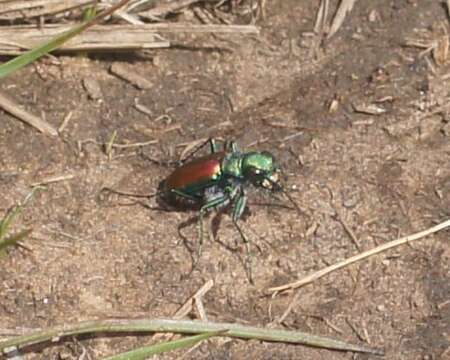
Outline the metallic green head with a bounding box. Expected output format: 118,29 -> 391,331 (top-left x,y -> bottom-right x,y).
241,152 -> 280,190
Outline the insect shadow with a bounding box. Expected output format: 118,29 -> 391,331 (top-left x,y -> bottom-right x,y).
173,198 -> 260,280
99,180 -> 240,278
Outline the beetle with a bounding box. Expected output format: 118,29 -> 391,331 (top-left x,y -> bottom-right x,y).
158,138 -> 300,282
101,138 -> 300,283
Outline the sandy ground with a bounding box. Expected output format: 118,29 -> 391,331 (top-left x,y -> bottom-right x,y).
0,1 -> 449,359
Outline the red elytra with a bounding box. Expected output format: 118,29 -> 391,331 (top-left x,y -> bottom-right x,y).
164,151 -> 225,192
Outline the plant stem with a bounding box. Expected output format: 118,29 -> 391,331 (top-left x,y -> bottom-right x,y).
0,318 -> 383,355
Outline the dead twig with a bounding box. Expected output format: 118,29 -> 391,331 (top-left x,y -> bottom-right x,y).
80,138 -> 158,150
109,140 -> 158,148
0,90 -> 58,136
134,99 -> 153,117
332,211 -> 361,251
58,111 -> 73,132
151,280 -> 214,345
268,219 -> 450,293
174,280 -> 214,319
345,318 -> 367,343
31,174 -> 74,187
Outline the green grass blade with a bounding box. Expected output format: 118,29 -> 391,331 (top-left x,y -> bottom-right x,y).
0,318 -> 383,355
0,187 -> 41,255
0,207 -> 18,240
83,6 -> 98,21
0,22 -> 86,78
0,187 -> 41,240
0,204 -> 25,241
0,229 -> 32,254
104,331 -> 226,360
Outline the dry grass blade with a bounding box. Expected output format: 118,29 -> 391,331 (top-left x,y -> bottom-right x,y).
268,219 -> 450,293
0,0 -> 136,78
0,24 -> 257,55
327,0 -> 357,39
0,91 -> 58,136
130,0 -> 202,19
314,0 -> 329,34
0,0 -> 96,21
0,24 -> 169,55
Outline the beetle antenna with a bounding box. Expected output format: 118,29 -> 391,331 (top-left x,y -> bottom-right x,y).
279,186 -> 303,215
140,150 -> 180,167
261,192 -> 298,212
265,178 -> 303,215
100,187 -> 159,199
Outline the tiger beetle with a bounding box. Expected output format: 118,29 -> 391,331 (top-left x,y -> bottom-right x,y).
101,138 -> 300,283
157,138 -> 300,283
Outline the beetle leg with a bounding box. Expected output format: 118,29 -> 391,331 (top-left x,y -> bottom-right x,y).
232,191 -> 247,220
223,140 -> 239,153
179,138 -> 219,166
196,194 -> 230,267
229,141 -> 239,153
170,189 -> 198,201
208,138 -> 219,153
231,191 -> 254,284
141,138 -> 218,166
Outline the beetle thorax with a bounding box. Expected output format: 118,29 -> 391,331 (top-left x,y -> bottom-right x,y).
242,152 -> 275,173
221,152 -> 243,178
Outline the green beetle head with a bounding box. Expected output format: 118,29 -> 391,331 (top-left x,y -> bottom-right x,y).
242,152 -> 280,190
241,150 -> 302,214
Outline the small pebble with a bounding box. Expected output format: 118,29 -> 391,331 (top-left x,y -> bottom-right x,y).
82,77 -> 103,101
